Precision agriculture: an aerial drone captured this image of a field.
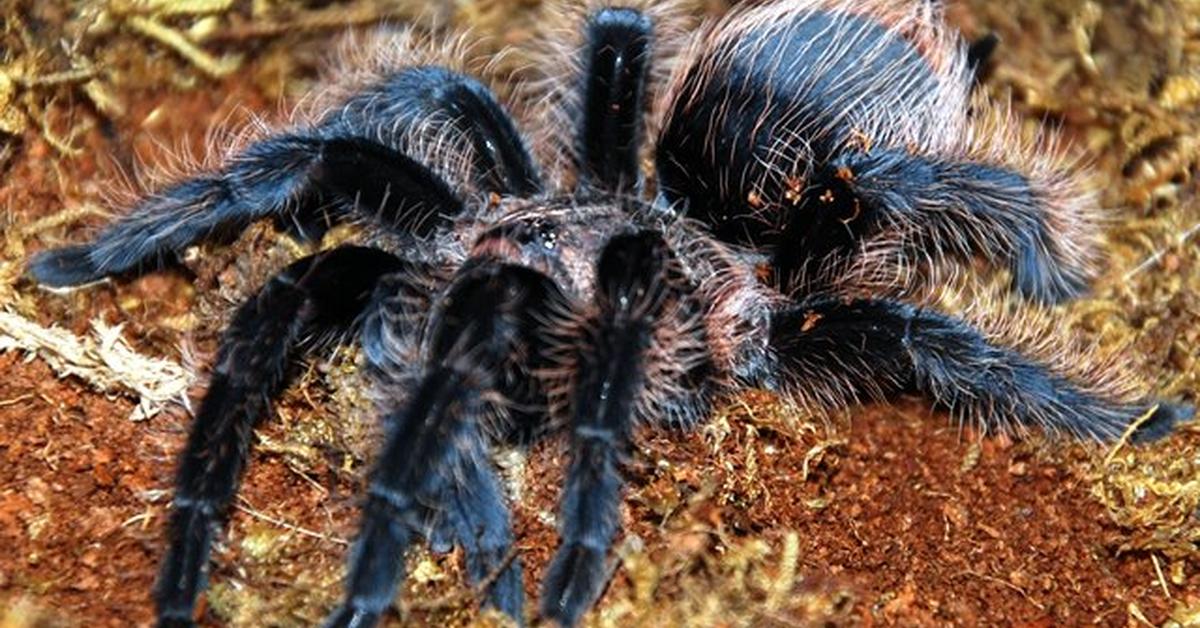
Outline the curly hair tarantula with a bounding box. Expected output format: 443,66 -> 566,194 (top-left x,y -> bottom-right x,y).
27,0 -> 1194,626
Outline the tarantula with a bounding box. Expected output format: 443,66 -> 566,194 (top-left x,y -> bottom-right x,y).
27,0 -> 1193,626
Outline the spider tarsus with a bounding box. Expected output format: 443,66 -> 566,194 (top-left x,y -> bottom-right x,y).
426,516 -> 456,554
540,544 -> 609,627
441,441 -> 527,620
323,599 -> 384,628
27,243 -> 107,287
155,614 -> 198,628
154,501 -> 215,624
333,490 -> 422,626
1010,235 -> 1091,304
1132,402 -> 1197,444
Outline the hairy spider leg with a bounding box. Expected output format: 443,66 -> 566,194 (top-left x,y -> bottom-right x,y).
336,67 -> 543,198
831,148 -> 1090,302
28,68 -> 538,288
156,246 -> 408,628
27,136 -> 460,287
419,263 -> 562,618
327,262 -> 562,628
769,298 -> 1194,442
657,6 -> 1089,303
540,231 -> 694,627
576,7 -> 654,194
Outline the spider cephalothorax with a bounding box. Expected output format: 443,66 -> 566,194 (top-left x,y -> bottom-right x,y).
27,0 -> 1192,626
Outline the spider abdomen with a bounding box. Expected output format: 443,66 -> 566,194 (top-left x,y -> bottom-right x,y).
657,0 -> 978,292
660,6 -> 944,236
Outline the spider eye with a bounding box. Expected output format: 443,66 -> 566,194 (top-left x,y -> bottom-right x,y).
538,223 -> 559,250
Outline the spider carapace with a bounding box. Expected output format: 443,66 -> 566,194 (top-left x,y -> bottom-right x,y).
27,1 -> 1192,626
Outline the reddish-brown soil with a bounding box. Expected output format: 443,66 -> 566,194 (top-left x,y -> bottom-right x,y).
4,333 -> 1198,626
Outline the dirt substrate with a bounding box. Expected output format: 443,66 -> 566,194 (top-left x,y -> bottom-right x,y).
2,0 -> 1199,626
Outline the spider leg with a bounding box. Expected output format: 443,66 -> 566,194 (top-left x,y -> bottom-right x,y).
828,147 -> 1093,303
325,372 -> 509,628
30,67 -> 540,288
328,262 -> 560,628
575,7 -> 653,194
156,246 -> 407,627
332,66 -> 542,197
29,136 -> 462,288
769,297 -> 1194,442
540,231 -> 693,627
439,436 -> 526,615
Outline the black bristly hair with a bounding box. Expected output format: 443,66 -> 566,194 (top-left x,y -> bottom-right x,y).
328,262 -> 558,627
656,2 -> 1095,303
577,7 -> 654,194
155,246 -> 407,626
25,1 -> 1193,627
540,230 -> 686,625
28,66 -> 538,288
